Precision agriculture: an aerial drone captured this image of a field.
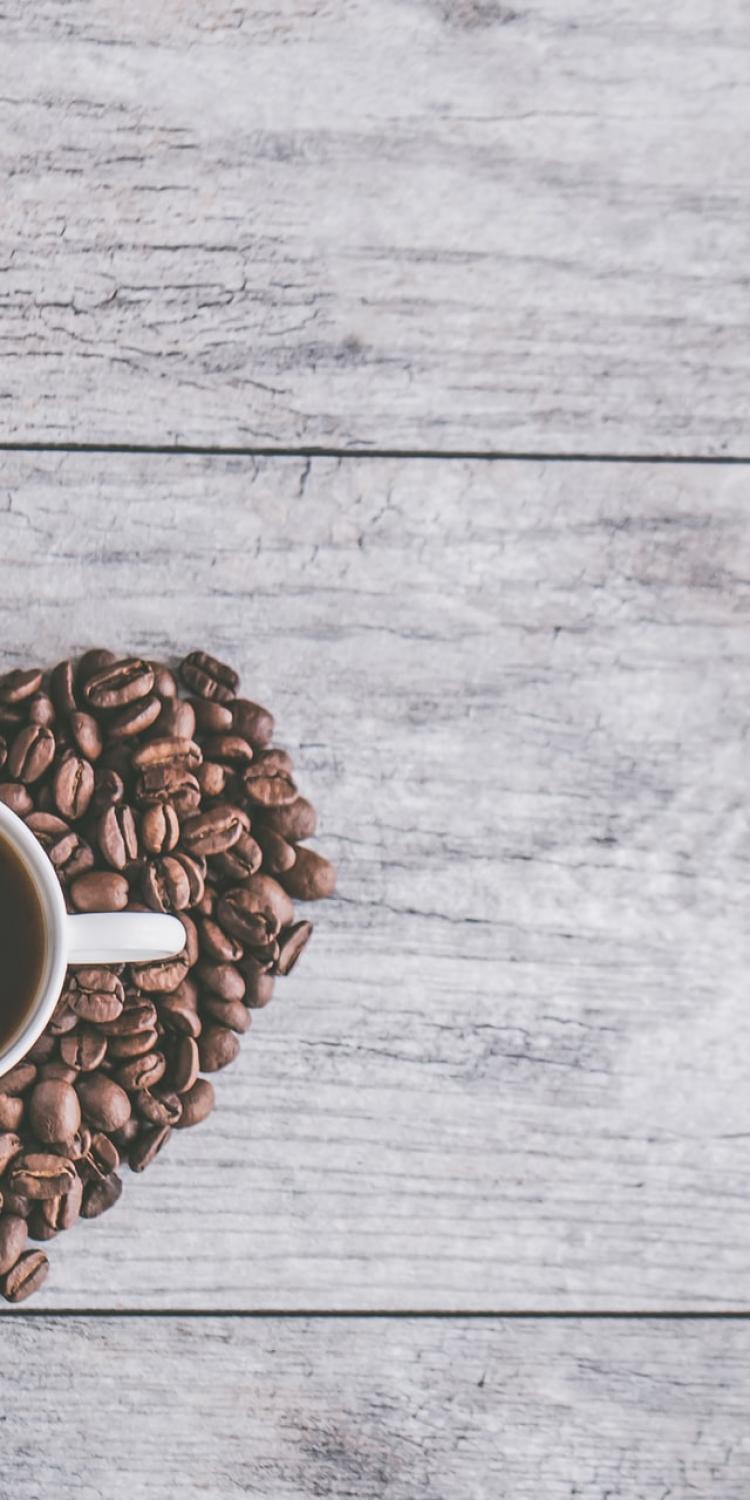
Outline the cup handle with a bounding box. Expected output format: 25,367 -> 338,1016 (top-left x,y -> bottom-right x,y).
66,912 -> 186,965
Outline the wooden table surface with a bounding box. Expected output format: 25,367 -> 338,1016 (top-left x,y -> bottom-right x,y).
2,5 -> 750,1496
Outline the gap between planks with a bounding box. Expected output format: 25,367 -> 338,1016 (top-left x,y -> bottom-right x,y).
0,442 -> 749,464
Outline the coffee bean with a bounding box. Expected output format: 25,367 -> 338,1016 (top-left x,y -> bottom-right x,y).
217,876 -> 294,944
199,917 -> 243,964
256,828 -> 297,874
0,1215 -> 28,1274
70,870 -> 129,913
130,956 -> 189,995
81,1173 -> 122,1219
0,1133 -> 23,1174
60,1030 -> 108,1072
201,994 -> 251,1034
191,698 -> 233,733
51,1125 -> 91,1161
280,847 -> 337,902
198,1026 -> 240,1073
8,724 -> 56,783
196,761 -> 228,799
83,658 -> 154,710
129,1124 -> 172,1172
28,1081 -> 81,1146
66,969 -> 125,1024
0,1092 -> 23,1128
0,781 -> 33,816
115,1052 -> 166,1092
140,802 -> 180,855
142,856 -> 192,913
180,650 -> 239,704
231,699 -> 274,747
76,1075 -> 131,1132
158,983 -> 202,1039
154,697 -> 196,739
134,1089 -> 183,1128
97,999 -> 157,1037
149,663 -> 177,698
0,668 -> 43,704
242,760 -> 297,808
69,711 -> 104,761
108,695 -> 162,739
92,766 -> 126,814
174,1077 -> 215,1128
2,1248 -> 49,1302
47,999 -> 79,1036
172,1037 -> 200,1094
274,920 -> 314,975
196,961 -> 245,1003
54,751 -> 95,820
239,961 -> 275,1009
201,734 -> 255,767
177,911 -> 199,967
169,851 -> 206,907
98,803 -> 139,870
2,1191 -> 29,1218
26,1032 -> 57,1064
107,1029 -> 160,1060
132,737 -> 203,772
81,1132 -> 120,1182
211,831 -> 263,883
259,796 -> 317,841
9,1154 -> 76,1200
136,764 -> 200,808
1,1062 -> 37,1096
39,1062 -> 80,1085
28,691 -> 56,727
51,659 -> 77,716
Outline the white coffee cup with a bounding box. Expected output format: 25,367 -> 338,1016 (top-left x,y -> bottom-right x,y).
0,801 -> 184,1080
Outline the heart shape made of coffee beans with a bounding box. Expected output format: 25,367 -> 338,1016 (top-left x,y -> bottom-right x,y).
0,649 -> 335,1304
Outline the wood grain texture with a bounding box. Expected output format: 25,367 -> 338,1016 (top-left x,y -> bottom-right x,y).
1,2 -> 748,453
1,452 -> 750,1310
2,1315 -> 750,1498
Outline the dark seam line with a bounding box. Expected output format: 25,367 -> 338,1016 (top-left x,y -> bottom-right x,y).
3,1308 -> 750,1320
0,442 -> 748,465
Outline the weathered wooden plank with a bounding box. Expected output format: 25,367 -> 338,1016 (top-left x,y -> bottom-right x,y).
1,2 -> 748,452
1,1315 -> 749,1497
1,452 -> 750,1309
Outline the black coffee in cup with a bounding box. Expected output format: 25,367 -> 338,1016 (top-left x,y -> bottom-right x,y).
0,834 -> 45,1051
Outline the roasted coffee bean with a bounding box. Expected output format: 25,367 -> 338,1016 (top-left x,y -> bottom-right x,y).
172,1037 -> 200,1094
0,781 -> 33,816
81,1173 -> 122,1219
9,1154 -> 76,1200
190,698 -> 233,733
0,1062 -> 37,1096
133,737 -> 202,772
239,961 -> 275,1009
0,1096 -> 24,1130
77,647 -> 117,684
54,751 -> 95,820
201,734 -> 254,767
107,1029 -> 160,1060
2,1249 -> 49,1302
199,916 -> 243,964
51,1125 -> 91,1161
180,650 -> 238,704
150,663 -> 177,699
130,1124 -> 172,1172
115,1052 -> 166,1092
275,920 -> 314,976
35,1174 -> 83,1234
69,711 -> 103,761
28,691 -> 56,727
231,698 -> 274,747
217,876 -> 294,943
91,765 -> 126,814
28,1081 -> 81,1146
136,763 -> 200,807
196,961 -> 245,1003
280,847 -> 336,902
242,763 -> 297,808
130,956 -> 189,995
201,994 -> 251,1034
133,1089 -> 183,1128
66,969 -> 125,1024
256,827 -> 297,874
39,1062 -> 80,1085
60,1030 -> 108,1072
196,761 -> 228,799
175,1077 -> 215,1128
8,724 -> 56,783
198,1025 -> 240,1073
154,697 -> 196,739
158,983 -> 202,1039
108,695 -> 161,739
83,657 -> 154,710
194,887 -> 216,918
81,1132 -> 120,1182
26,1032 -> 57,1064
0,1133 -> 23,1175
97,998 -> 157,1037
177,911 -> 199,967
259,796 -> 317,841
2,1191 -> 29,1218
142,855 -> 192,913
0,667 -> 43,704
0,704 -> 23,732
211,831 -> 263,883
98,803 -> 139,870
51,659 -> 77,716
70,870 -> 129,913
76,1075 -> 131,1132
169,851 -> 206,907
181,804 -> 245,857
0,1215 -> 28,1274
47,999 -> 79,1036
140,802 -> 180,855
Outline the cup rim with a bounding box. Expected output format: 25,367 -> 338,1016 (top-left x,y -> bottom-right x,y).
0,801 -> 68,1078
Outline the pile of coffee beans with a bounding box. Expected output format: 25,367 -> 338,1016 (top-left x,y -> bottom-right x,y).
0,650 -> 335,1303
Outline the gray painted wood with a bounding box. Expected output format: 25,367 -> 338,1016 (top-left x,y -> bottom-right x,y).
1,1316 -> 749,1497
1,2 -> 748,453
2,451 -> 749,1310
